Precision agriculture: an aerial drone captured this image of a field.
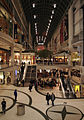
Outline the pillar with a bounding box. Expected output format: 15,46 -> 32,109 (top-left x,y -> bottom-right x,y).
82,6 -> 84,66
11,70 -> 15,84
11,46 -> 15,84
11,46 -> 14,66
20,50 -> 22,65
68,4 -> 74,66
4,72 -> 7,84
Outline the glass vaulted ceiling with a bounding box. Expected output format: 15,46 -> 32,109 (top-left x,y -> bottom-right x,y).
20,0 -> 73,46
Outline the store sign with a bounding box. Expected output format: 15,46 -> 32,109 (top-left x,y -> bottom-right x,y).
37,45 -> 45,51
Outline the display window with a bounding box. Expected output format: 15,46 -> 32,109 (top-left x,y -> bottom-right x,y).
0,72 -> 4,84
71,52 -> 81,65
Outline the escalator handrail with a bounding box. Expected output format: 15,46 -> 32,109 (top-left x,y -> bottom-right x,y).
22,63 -> 28,81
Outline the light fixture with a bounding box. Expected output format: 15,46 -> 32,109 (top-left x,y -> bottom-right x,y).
38,43 -> 44,45
10,19 -> 12,22
49,19 -> 52,23
54,4 -> 56,8
35,23 -> 37,26
51,15 -> 53,19
46,32 -> 48,36
36,31 -> 37,34
35,25 -> 37,29
32,3 -> 35,8
48,23 -> 50,26
48,25 -> 49,29
52,10 -> 54,14
34,15 -> 36,19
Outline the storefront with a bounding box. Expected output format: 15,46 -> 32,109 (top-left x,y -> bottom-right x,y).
54,56 -> 68,63
0,72 -> 4,84
71,52 -> 81,66
14,52 -> 36,64
0,50 -> 10,64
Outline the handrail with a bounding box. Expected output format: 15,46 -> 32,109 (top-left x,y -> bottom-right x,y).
60,78 -> 66,98
22,63 -> 28,81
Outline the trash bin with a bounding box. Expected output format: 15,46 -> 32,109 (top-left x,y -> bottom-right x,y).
17,104 -> 25,116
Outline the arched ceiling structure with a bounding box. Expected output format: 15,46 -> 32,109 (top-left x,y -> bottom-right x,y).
20,0 -> 73,46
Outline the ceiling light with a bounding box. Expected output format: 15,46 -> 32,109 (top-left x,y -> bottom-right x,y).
35,25 -> 37,29
54,4 -> 56,8
35,23 -> 37,26
48,26 -> 49,29
38,43 -> 44,45
51,15 -> 53,19
34,15 -> 36,19
52,10 -> 54,14
35,28 -> 37,30
10,19 -> 12,22
48,23 -> 50,26
32,3 -> 35,8
46,33 -> 48,36
49,19 -> 52,23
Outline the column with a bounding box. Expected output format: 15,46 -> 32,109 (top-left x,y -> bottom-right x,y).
11,46 -> 14,66
82,6 -> 84,66
80,5 -> 84,97
11,46 -> 15,84
68,55 -> 71,66
4,72 -> 7,84
11,70 -> 15,84
20,49 -> 22,65
68,4 -> 74,53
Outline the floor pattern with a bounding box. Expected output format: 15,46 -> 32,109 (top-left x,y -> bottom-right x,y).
46,104 -> 83,120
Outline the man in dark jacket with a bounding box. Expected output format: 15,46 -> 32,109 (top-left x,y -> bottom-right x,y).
1,98 -> 6,114
29,83 -> 33,92
14,89 -> 17,101
46,92 -> 51,105
51,93 -> 55,106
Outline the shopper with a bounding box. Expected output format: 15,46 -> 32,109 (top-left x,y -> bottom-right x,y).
46,92 -> 51,105
29,83 -> 33,92
14,89 -> 17,101
1,98 -> 6,114
34,81 -> 38,90
21,79 -> 25,87
51,93 -> 55,106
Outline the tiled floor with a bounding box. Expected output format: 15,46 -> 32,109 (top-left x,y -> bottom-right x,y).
0,85 -> 84,120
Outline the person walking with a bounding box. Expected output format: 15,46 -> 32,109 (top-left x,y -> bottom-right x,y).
29,83 -> 33,92
46,92 -> 51,105
34,81 -> 38,91
1,98 -> 6,114
14,89 -> 17,101
51,93 -> 55,106
22,79 -> 25,87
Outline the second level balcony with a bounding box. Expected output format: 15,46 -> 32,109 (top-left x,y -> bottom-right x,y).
72,31 -> 83,45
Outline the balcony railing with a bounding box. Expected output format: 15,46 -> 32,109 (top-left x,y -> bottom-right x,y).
36,61 -> 68,65
72,31 -> 83,44
0,62 -> 20,70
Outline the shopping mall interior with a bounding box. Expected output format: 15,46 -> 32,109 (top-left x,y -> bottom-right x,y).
0,0 -> 84,120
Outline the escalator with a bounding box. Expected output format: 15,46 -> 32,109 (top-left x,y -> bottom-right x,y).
25,65 -> 36,83
60,77 -> 75,98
